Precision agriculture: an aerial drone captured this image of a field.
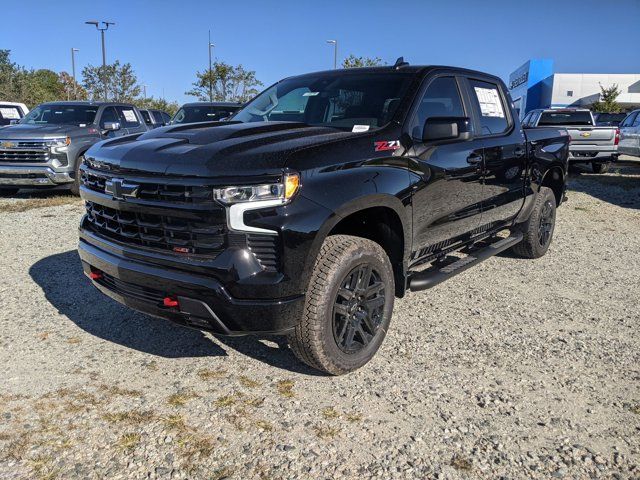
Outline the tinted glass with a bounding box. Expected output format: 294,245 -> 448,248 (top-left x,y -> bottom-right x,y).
100,107 -> 119,127
21,104 -> 98,126
469,79 -> 509,135
620,112 -> 636,127
538,111 -> 593,126
152,111 -> 165,124
521,111 -> 533,127
172,105 -> 239,124
633,114 -> 640,127
0,106 -> 22,126
409,77 -> 465,139
162,112 -> 171,123
140,110 -> 153,125
233,72 -> 414,130
116,106 -> 140,128
594,113 -> 626,125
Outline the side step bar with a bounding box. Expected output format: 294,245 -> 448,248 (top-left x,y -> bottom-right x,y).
408,232 -> 523,292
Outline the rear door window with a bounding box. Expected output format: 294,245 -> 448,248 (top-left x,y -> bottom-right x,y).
116,106 -> 141,128
468,79 -> 510,135
0,106 -> 22,126
140,110 -> 153,125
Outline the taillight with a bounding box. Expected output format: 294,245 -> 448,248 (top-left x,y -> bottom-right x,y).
614,128 -> 620,146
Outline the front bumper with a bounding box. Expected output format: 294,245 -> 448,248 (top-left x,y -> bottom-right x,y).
0,165 -> 73,186
78,236 -> 305,336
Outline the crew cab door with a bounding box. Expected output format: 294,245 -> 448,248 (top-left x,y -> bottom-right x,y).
98,106 -> 128,138
406,75 -> 485,254
464,77 -> 527,227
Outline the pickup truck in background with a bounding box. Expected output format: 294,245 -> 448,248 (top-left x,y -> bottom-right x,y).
78,63 -> 569,374
0,102 -> 29,126
0,101 -> 147,196
522,108 -> 618,173
171,102 -> 243,124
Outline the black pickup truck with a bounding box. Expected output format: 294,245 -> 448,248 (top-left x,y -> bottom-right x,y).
78,62 -> 570,374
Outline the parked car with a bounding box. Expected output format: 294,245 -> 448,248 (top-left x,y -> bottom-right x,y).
522,108 -> 618,173
0,101 -> 147,196
170,102 -> 242,124
593,112 -> 627,127
139,109 -> 171,129
618,109 -> 640,158
78,63 -> 569,374
0,102 -> 29,126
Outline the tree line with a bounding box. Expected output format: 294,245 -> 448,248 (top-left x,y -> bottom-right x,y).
0,50 -> 385,114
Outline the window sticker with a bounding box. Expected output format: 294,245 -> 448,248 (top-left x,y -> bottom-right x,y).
302,91 -> 319,97
122,109 -> 137,122
352,125 -> 370,132
474,87 -> 505,118
0,108 -> 20,119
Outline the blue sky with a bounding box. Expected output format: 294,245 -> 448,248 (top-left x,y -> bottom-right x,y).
2,0 -> 639,104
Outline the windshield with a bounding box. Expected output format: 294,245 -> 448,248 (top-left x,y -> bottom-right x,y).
21,104 -> 98,126
232,72 -> 414,131
172,105 -> 241,124
538,111 -> 593,126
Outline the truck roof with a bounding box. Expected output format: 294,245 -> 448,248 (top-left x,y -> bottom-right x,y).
37,101 -> 136,107
181,102 -> 243,107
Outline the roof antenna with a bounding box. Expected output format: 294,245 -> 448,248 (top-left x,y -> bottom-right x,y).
394,57 -> 409,69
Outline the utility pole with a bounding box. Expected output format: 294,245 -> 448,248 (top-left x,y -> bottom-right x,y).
86,21 -> 115,101
326,40 -> 338,69
143,84 -> 148,98
71,48 -> 79,100
208,30 -> 215,102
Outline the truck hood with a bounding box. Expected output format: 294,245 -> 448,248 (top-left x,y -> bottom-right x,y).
0,123 -> 87,139
86,121 -> 357,178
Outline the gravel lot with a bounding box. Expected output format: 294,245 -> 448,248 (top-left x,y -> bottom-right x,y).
1,158 -> 639,479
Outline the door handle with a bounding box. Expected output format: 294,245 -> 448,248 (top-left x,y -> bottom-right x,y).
466,153 -> 483,165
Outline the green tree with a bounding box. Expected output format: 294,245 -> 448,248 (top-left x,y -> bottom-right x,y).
186,62 -> 262,103
342,54 -> 384,68
137,96 -> 180,116
590,84 -> 622,113
59,71 -> 87,101
20,69 -> 66,107
82,61 -> 141,102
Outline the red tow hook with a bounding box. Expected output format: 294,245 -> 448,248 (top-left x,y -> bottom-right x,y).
89,271 -> 103,280
163,296 -> 180,308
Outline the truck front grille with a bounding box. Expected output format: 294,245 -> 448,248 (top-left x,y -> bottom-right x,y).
84,201 -> 226,256
0,149 -> 49,163
82,171 -> 215,204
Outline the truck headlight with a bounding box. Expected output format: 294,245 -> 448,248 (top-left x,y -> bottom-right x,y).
48,136 -> 71,154
214,173 -> 300,205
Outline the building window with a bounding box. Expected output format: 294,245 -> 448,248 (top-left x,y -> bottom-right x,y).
567,90 -> 573,97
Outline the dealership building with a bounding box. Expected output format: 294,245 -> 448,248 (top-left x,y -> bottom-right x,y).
508,59 -> 640,119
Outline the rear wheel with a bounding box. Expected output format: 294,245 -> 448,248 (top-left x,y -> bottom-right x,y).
512,186 -> 556,259
288,235 -> 394,375
591,162 -> 610,174
0,187 -> 19,196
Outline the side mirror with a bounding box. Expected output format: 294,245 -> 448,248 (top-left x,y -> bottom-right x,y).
9,119 -> 19,125
102,121 -> 121,132
422,117 -> 472,143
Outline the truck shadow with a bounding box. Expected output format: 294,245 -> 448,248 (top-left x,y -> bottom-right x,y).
28,250 -> 320,374
566,159 -> 640,210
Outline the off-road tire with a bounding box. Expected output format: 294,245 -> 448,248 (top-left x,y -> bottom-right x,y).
69,155 -> 85,196
591,162 -> 610,174
0,188 -> 19,196
288,235 -> 395,375
512,186 -> 556,259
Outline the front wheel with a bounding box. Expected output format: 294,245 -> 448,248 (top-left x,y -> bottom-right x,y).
591,162 -> 610,174
512,186 -> 556,259
288,235 -> 395,375
69,155 -> 85,196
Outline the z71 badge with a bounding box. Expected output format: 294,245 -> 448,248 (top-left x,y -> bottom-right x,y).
374,140 -> 401,152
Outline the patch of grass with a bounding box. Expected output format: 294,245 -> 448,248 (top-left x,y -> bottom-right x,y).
238,375 -> 261,388
214,395 -> 237,408
103,409 -> 155,425
254,419 -> 272,431
0,195 -> 81,214
177,432 -> 216,461
98,384 -> 143,398
450,455 -> 473,471
66,336 -> 82,344
574,206 -> 589,211
276,379 -> 295,398
162,414 -> 187,431
629,404 -> 640,415
1,431 -> 32,461
29,455 -> 60,480
167,391 -> 200,407
313,425 -> 340,439
143,360 -> 158,371
244,397 -> 265,408
211,466 -> 235,480
344,412 -> 363,423
117,432 -> 141,451
197,368 -> 228,381
321,407 -> 339,419
36,331 -> 50,341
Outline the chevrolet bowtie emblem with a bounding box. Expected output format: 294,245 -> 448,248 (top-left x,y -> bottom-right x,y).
104,178 -> 139,200
0,141 -> 16,148
580,132 -> 591,137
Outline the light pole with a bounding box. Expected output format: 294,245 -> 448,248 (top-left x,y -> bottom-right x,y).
208,30 -> 215,102
85,20 -> 115,101
326,39 -> 338,69
70,48 -> 79,100
143,84 -> 148,98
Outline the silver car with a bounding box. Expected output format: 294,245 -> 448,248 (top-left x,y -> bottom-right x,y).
618,109 -> 640,158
